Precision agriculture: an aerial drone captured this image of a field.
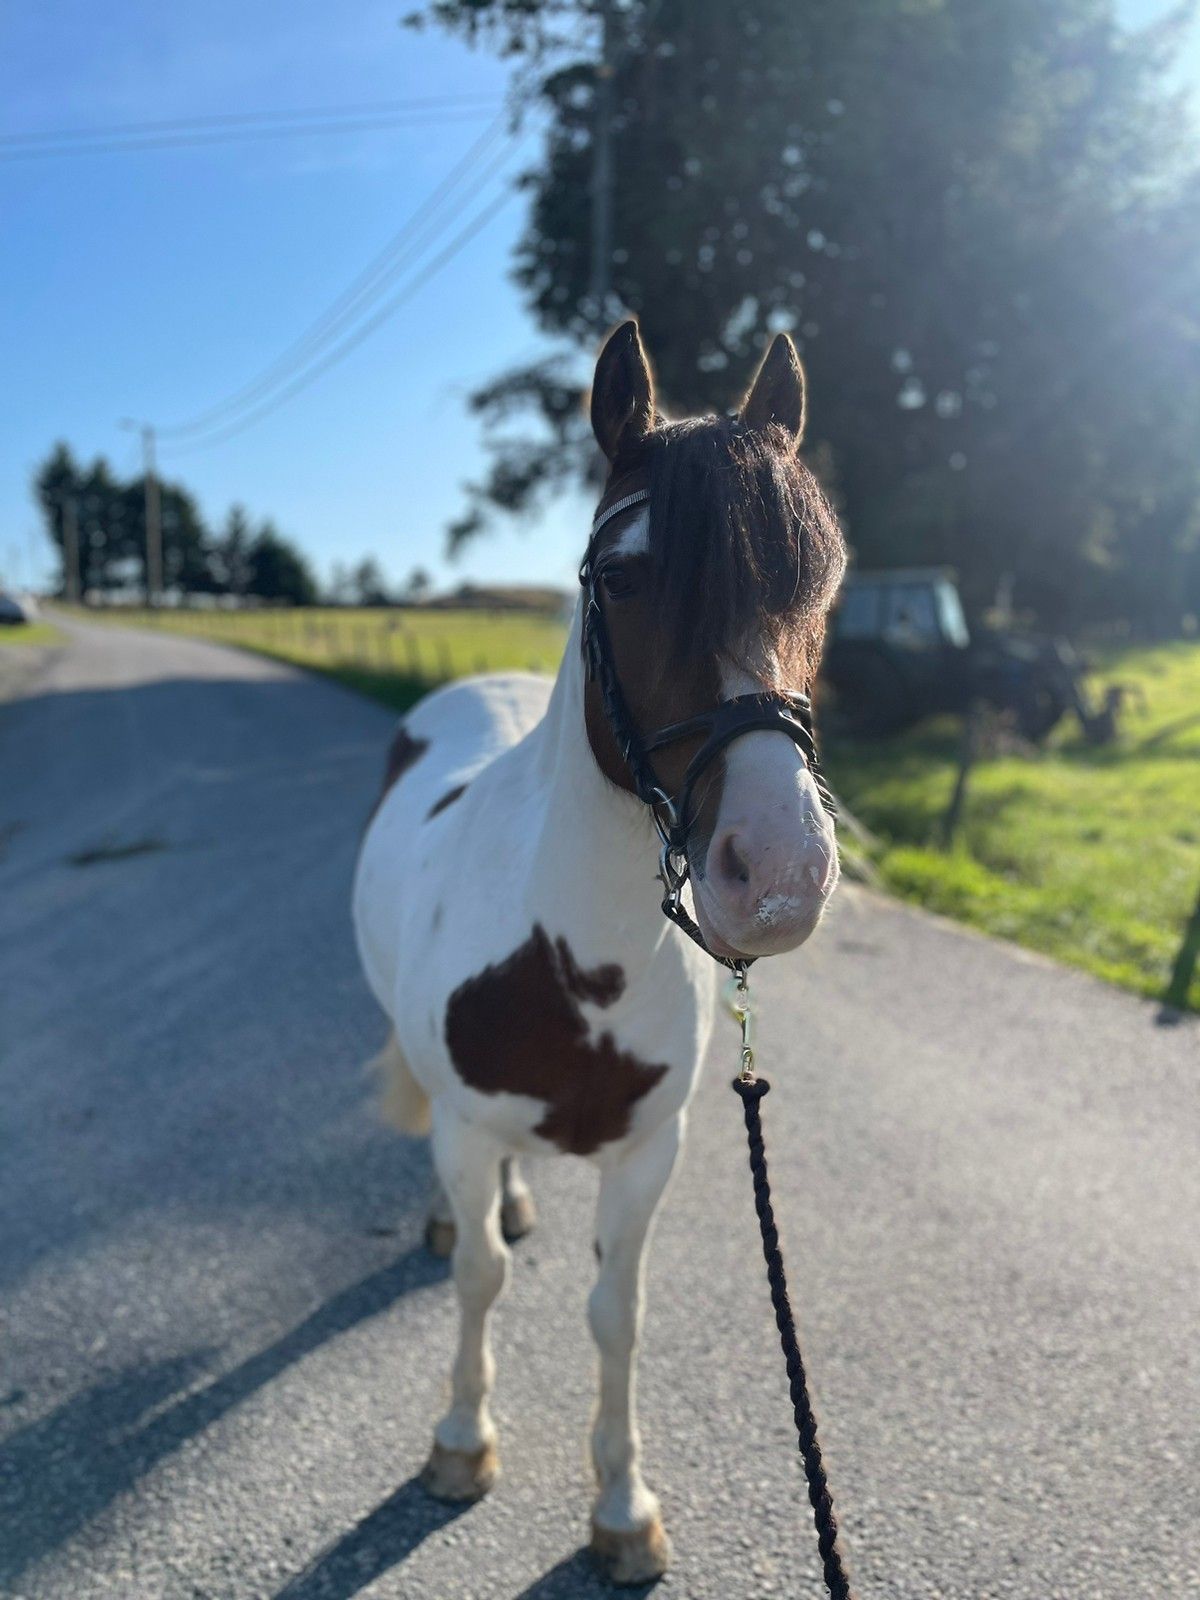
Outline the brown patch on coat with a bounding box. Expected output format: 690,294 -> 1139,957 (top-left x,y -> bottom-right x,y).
376,726 -> 432,812
426,783 -> 467,821
369,724 -> 428,821
444,925 -> 666,1156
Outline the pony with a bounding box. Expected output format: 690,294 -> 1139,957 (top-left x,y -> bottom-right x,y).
352,321 -> 847,1584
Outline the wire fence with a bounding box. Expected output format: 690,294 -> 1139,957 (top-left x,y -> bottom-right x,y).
111,604 -> 568,687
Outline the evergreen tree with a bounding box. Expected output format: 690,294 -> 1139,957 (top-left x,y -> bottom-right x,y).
351,557 -> 392,606
246,521 -> 319,605
216,506 -> 256,597
34,442 -> 84,598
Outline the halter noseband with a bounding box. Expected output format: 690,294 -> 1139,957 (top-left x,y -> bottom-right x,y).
579,487 -> 837,972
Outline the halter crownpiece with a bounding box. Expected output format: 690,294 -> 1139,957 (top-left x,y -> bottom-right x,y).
579,500 -> 837,972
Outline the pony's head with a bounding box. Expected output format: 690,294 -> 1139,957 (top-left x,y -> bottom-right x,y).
583,321 -> 847,961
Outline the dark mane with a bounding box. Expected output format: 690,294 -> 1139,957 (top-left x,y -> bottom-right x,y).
618,416 -> 846,686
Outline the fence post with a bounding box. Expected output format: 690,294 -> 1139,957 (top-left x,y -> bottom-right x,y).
940,700 -> 983,848
1163,875 -> 1200,1013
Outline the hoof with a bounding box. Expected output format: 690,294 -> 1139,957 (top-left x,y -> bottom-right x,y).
420,1439 -> 499,1503
424,1216 -> 456,1258
501,1190 -> 537,1242
590,1516 -> 671,1586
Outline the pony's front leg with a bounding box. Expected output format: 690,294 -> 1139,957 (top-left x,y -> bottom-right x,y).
588,1115 -> 682,1585
420,1110 -> 509,1503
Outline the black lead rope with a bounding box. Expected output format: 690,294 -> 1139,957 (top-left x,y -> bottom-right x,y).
733,1075 -> 856,1600
581,490 -> 856,1599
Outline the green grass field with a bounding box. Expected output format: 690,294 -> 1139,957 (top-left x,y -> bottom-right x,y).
66,604 -> 1199,1011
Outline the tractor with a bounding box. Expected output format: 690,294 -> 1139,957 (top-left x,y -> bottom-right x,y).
820,568 -> 1100,742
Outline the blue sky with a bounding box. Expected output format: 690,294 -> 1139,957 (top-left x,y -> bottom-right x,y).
1,1 -> 1195,596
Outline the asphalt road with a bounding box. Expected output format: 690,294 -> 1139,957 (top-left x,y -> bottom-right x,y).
2,617 -> 1197,1600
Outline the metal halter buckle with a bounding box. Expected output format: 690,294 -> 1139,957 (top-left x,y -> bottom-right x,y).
657,838 -> 688,907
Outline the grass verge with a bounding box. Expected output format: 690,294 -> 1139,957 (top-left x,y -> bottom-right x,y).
829,640 -> 1200,1012
0,621 -> 59,647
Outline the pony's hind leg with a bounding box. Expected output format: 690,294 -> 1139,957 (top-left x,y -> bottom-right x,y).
425,1176 -> 456,1259
429,1156 -> 535,1257
587,1117 -> 682,1585
501,1156 -> 536,1242
420,1111 -> 509,1503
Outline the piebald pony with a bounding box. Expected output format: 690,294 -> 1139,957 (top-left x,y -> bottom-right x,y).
353,321 -> 846,1584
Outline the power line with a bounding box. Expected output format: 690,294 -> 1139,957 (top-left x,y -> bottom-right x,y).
0,93 -> 501,149
158,114 -> 517,439
171,184 -> 519,452
0,106 -> 502,162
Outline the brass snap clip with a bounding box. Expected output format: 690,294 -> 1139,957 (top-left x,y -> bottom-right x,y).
723,964 -> 756,1084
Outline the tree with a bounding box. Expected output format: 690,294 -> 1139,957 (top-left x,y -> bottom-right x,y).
326,561 -> 354,606
34,442 -> 86,598
351,556 -> 392,606
412,0 -> 1200,633
214,505 -> 255,598
402,565 -> 433,604
32,444 -> 319,607
246,521 -> 319,605
156,481 -> 214,595
77,458 -> 125,592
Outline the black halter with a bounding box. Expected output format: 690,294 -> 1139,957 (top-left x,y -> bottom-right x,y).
579,487 -> 837,971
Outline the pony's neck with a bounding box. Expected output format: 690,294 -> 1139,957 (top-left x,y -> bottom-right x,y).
526,597 -> 668,954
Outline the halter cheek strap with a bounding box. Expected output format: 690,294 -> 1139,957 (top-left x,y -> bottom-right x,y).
579,492 -> 837,972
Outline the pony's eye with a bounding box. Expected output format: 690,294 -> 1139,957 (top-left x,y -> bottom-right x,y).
600,564 -> 637,601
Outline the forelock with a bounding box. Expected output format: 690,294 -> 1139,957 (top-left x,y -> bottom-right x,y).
630,416 -> 847,685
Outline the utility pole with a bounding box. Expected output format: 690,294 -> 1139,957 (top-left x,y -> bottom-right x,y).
588,0 -> 618,330
142,424 -> 162,606
62,494 -> 81,604
120,418 -> 163,605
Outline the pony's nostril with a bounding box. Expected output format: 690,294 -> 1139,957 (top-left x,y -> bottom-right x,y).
718,831 -> 751,888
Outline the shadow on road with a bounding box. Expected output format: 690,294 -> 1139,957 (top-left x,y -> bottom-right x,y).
272,1519 -> 665,1600
272,1477 -> 471,1600
0,1247 -> 447,1589
511,1550 -> 663,1599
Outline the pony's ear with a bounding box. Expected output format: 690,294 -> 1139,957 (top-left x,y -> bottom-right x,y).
591,320 -> 656,462
740,332 -> 806,450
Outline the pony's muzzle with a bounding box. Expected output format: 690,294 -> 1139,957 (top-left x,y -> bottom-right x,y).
696,814 -> 837,958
